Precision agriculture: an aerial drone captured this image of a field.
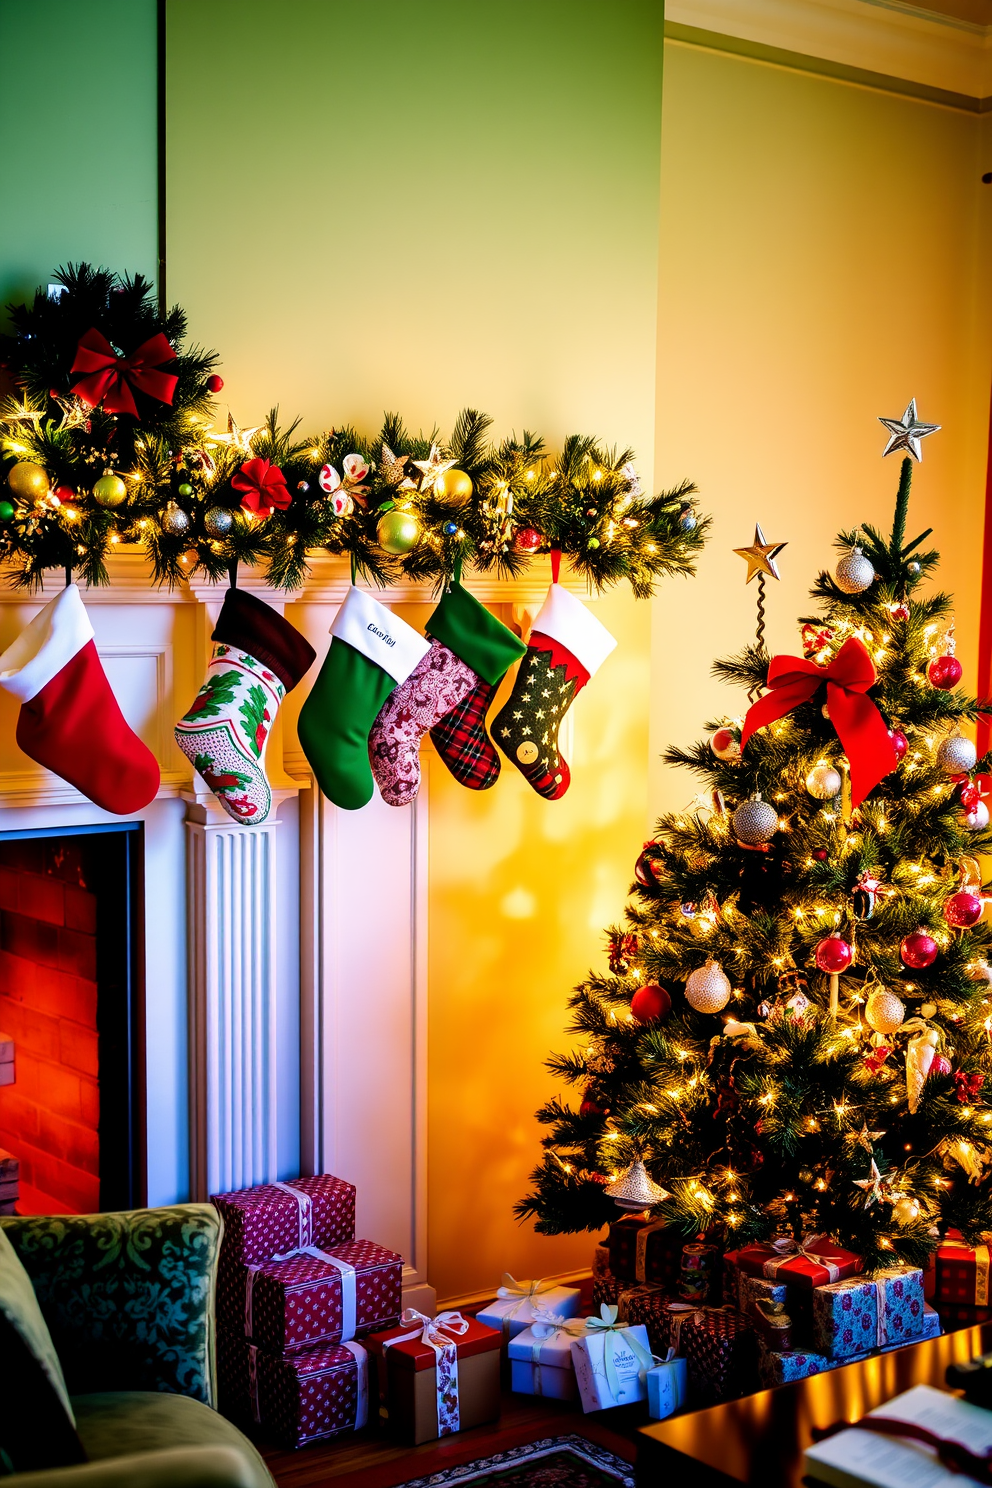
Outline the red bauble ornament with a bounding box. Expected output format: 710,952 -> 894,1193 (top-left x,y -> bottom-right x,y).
932,1053 -> 952,1077
634,843 -> 659,888
945,890 -> 983,928
892,604 -> 910,621
959,781 -> 981,811
54,485 -> 75,502
579,1093 -> 606,1118
631,983 -> 672,1022
710,727 -> 741,762
928,655 -> 963,690
811,848 -> 829,862
888,729 -> 908,761
814,934 -> 853,974
900,931 -> 938,969
513,527 -> 543,554
206,374 -> 224,393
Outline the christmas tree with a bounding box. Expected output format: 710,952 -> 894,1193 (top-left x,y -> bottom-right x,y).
519,404 -> 992,1275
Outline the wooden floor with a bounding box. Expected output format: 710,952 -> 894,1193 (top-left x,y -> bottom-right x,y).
260,1387 -> 643,1488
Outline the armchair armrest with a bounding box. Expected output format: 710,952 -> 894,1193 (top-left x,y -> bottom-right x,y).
5,1445 -> 272,1488
0,1206 -> 221,1405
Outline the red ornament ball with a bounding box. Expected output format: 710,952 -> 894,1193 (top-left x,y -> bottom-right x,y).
888,729 -> 908,761
634,845 -> 659,888
631,983 -> 672,1022
900,931 -> 938,969
710,727 -> 741,762
959,782 -> 981,811
932,1053 -> 952,1077
579,1093 -> 606,1118
814,935 -> 853,973
513,527 -> 543,554
892,604 -> 910,621
928,655 -> 963,690
53,484 -> 75,501
206,375 -> 224,393
811,848 -> 829,862
945,891 -> 983,928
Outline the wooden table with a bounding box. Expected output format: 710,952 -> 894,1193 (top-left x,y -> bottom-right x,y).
637,1323 -> 992,1486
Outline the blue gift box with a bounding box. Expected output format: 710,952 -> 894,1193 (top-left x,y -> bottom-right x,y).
646,1354 -> 688,1419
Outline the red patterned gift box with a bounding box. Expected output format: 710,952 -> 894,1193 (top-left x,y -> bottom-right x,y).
218,1330 -> 369,1448
937,1302 -> 992,1328
219,1239 -> 402,1351
607,1216 -> 686,1287
734,1236 -> 861,1291
591,1273 -> 626,1313
934,1233 -> 992,1307
213,1174 -> 356,1269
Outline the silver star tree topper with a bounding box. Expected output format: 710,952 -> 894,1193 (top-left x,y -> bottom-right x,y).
879,399 -> 940,461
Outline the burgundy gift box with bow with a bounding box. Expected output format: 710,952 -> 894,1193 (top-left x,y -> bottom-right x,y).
212,1174 -> 356,1270
218,1238 -> 403,1352
218,1330 -> 369,1449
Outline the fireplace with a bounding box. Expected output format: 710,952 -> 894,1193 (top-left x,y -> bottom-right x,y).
0,825 -> 144,1214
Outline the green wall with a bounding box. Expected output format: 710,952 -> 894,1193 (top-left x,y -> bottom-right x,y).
0,0 -> 157,317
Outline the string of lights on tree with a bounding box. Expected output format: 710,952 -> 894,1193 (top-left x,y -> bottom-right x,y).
519,401 -> 992,1274
0,265 -> 707,593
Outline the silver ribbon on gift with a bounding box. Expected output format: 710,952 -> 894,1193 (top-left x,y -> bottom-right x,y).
493,1274 -> 558,1334
272,1179 -> 314,1248
382,1308 -> 470,1436
245,1244 -> 358,1342
247,1337 -> 368,1429
527,1308 -> 587,1396
583,1304 -> 654,1401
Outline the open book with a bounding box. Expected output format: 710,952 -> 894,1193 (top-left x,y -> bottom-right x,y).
803,1384 -> 992,1488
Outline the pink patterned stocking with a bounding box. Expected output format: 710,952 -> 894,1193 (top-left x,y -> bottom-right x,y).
368,640 -> 477,806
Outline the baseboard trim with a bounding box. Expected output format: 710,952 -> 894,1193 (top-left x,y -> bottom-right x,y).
665,19 -> 992,112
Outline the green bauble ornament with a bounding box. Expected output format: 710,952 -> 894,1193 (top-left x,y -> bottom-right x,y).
587,536 -> 601,549
203,506 -> 234,538
92,472 -> 127,509
0,500 -> 14,521
177,482 -> 194,498
377,508 -> 420,554
7,461 -> 49,500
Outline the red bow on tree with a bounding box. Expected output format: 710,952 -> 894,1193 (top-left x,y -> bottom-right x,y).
70,327 -> 178,419
232,457 -> 291,516
740,636 -> 897,806
955,1071 -> 984,1103
863,1044 -> 891,1074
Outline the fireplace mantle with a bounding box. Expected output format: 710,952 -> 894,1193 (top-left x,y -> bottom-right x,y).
0,551 -> 593,1308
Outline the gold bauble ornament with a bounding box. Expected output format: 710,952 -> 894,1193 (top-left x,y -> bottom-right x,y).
435,468 -> 474,506
892,1196 -> 921,1227
7,461 -> 49,500
92,472 -> 127,509
377,508 -> 420,554
865,986 -> 905,1035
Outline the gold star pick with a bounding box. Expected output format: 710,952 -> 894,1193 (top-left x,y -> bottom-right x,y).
734,523 -> 787,584
853,1158 -> 891,1207
411,442 -> 457,495
847,1123 -> 885,1154
3,400 -> 45,428
379,444 -> 416,491
206,413 -> 262,454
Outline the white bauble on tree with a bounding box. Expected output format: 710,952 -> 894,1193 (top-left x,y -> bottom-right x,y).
834,546 -> 875,595
936,734 -> 978,776
966,802 -> 990,832
685,959 -> 732,1014
732,794 -> 778,846
865,986 -> 905,1035
805,763 -> 842,800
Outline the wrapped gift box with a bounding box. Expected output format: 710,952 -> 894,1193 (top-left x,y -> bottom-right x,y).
608,1216 -> 687,1287
593,1244 -> 612,1279
213,1174 -> 356,1269
620,1285 -> 671,1355
758,1306 -> 941,1389
569,1317 -> 653,1411
476,1280 -> 581,1343
591,1273 -> 626,1313
934,1234 -> 992,1307
811,1268 -> 925,1361
367,1314 -> 501,1445
218,1331 -> 368,1448
739,1273 -> 789,1318
647,1354 -> 688,1420
734,1237 -> 861,1291
219,1239 -> 402,1351
935,1302 -> 992,1329
507,1318 -> 590,1400
678,1307 -> 755,1405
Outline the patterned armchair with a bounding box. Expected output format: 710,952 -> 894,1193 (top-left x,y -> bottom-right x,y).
1,1205 -> 273,1488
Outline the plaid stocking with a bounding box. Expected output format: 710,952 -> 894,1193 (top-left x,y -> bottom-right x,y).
429,678 -> 502,791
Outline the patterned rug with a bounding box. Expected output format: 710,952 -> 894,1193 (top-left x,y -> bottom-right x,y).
399,1436 -> 635,1488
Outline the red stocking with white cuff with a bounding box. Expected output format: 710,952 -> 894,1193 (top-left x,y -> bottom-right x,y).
0,584 -> 160,814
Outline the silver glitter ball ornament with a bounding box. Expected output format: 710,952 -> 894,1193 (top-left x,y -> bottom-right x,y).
936,734 -> 977,776
160,500 -> 190,537
685,959 -> 732,1014
204,506 -> 234,539
604,1159 -> 670,1211
805,763 -> 842,800
732,794 -> 779,845
834,546 -> 875,595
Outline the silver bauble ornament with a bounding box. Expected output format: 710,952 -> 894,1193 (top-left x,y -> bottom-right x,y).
203,506 -> 234,538
732,794 -> 778,846
604,1159 -> 670,1212
907,561 -> 921,576
936,734 -> 977,776
865,987 -> 905,1035
834,546 -> 875,595
685,959 -> 732,1014
160,500 -> 190,537
805,763 -> 842,800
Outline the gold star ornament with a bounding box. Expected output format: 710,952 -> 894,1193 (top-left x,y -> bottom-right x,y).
734,524 -> 787,584
411,443 -> 457,495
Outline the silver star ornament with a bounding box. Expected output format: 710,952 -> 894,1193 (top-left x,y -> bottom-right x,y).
879,399 -> 940,461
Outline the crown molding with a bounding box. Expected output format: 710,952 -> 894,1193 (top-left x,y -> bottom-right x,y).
666,0 -> 992,107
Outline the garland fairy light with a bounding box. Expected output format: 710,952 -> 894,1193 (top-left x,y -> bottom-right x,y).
0,264 -> 708,593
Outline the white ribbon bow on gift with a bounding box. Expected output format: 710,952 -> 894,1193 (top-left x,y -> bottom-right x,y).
583,1304 -> 654,1399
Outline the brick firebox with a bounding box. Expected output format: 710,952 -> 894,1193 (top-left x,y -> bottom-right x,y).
0,838 -> 99,1213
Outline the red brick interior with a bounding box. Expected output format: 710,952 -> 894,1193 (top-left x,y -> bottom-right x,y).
0,839 -> 99,1213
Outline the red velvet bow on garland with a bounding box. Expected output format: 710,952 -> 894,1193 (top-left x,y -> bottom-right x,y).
70,327 -> 178,419
740,636 -> 897,806
232,457 -> 291,516
955,1071 -> 984,1103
